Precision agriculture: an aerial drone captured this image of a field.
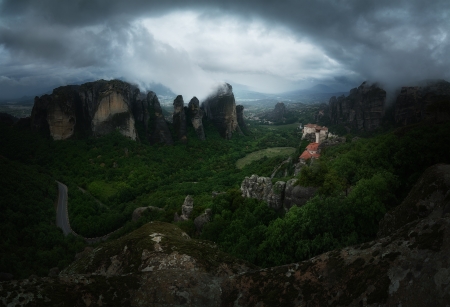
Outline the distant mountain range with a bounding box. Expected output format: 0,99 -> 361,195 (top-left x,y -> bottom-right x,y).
233,84 -> 348,104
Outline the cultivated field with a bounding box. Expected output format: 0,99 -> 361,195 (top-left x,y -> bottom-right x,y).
236,147 -> 296,169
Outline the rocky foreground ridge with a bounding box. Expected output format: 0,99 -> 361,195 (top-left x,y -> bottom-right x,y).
29,79 -> 246,142
2,164 -> 450,306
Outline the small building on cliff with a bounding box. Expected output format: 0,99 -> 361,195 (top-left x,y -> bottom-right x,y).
299,142 -> 320,163
302,123 -> 328,143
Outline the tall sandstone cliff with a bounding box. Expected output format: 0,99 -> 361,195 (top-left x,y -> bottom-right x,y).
201,83 -> 244,139
32,80 -> 138,140
395,80 -> 450,125
187,97 -> 205,140
172,95 -> 187,143
136,91 -> 173,145
327,82 -> 386,131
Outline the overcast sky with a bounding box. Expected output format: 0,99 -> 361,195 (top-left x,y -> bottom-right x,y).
0,0 -> 449,100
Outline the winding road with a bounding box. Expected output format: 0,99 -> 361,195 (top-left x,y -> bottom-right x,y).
56,181 -> 72,236
56,181 -> 122,243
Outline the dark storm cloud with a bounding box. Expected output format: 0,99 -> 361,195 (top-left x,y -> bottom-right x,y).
0,0 -> 449,98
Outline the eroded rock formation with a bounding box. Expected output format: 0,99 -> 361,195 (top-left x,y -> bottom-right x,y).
327,82 -> 386,131
240,175 -> 315,211
174,195 -> 194,222
139,91 -> 173,145
394,80 -> 450,125
187,97 -> 205,140
267,102 -> 286,122
31,80 -> 140,140
172,95 -> 187,143
201,83 -> 243,139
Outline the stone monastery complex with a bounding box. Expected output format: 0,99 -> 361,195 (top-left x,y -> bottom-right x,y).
299,123 -> 329,163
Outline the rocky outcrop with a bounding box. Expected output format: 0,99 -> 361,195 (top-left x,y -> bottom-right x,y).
283,179 -> 318,210
31,80 -> 140,140
223,163 -> 450,306
201,83 -> 242,139
187,97 -> 205,140
241,175 -> 315,211
194,209 -> 212,232
139,91 -> 173,145
267,102 -> 286,122
174,195 -> 194,222
0,222 -> 253,306
328,81 -> 386,131
394,80 -> 450,125
172,95 -> 187,143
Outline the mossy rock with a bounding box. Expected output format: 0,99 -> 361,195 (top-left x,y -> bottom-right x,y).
63,221 -> 255,276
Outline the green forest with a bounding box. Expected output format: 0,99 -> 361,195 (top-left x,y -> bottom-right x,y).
1,116 -> 450,278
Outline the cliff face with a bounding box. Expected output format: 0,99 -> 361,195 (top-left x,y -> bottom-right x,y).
31,80 -> 140,140
328,82 -> 386,131
240,175 -> 317,211
394,80 -> 450,125
172,95 -> 187,143
187,97 -> 205,140
235,105 -> 247,134
201,83 -> 242,139
141,91 -> 173,145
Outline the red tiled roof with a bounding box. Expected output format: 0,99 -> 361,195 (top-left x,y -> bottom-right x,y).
299,151 -> 312,160
306,142 -> 320,151
299,149 -> 321,160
